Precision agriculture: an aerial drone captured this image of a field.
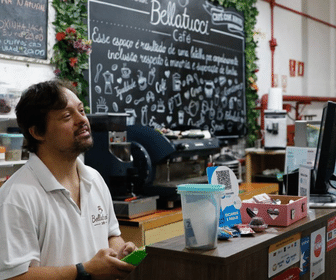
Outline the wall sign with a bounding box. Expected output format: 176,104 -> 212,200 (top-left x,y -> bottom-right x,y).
0,0 -> 48,60
88,0 -> 246,138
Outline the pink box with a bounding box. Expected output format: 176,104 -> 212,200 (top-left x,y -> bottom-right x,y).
241,195 -> 308,227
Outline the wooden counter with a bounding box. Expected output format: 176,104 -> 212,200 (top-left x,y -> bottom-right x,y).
119,183 -> 278,247
127,209 -> 336,280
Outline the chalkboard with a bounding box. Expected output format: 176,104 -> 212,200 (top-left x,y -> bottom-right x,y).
0,0 -> 48,60
88,0 -> 246,139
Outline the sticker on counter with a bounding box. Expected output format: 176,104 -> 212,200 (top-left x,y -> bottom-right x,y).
310,227 -> 325,280
327,216 -> 336,252
300,236 -> 310,276
268,233 -> 301,278
272,267 -> 300,280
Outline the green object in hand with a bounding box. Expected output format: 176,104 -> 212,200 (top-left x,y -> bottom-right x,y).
121,247 -> 147,266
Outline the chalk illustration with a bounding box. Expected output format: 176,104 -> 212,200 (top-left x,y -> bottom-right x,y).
184,100 -> 199,117
204,80 -> 215,98
125,108 -> 137,125
148,68 -> 156,85
134,97 -> 145,105
94,85 -> 102,94
217,107 -> 224,121
121,63 -> 131,78
157,98 -> 165,113
137,70 -> 147,91
125,94 -> 132,104
173,93 -> 182,107
151,104 -> 157,112
94,63 -> 103,83
96,97 -> 108,113
141,105 -> 148,126
168,98 -> 174,114
178,0 -> 189,8
219,76 -> 226,86
172,73 -> 181,91
193,73 -> 200,85
186,74 -> 194,85
166,115 -> 172,124
209,101 -> 215,120
112,102 -> 118,112
156,78 -> 167,95
146,91 -> 155,103
102,71 -> 113,94
178,110 -> 184,125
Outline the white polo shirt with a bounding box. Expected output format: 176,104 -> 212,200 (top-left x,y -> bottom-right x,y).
0,153 -> 121,279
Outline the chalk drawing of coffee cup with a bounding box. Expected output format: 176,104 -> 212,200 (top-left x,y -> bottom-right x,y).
204,80 -> 215,98
137,70 -> 147,91
121,64 -> 131,78
178,110 -> 184,125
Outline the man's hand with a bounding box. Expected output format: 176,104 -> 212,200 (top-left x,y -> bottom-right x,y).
117,242 -> 138,260
83,248 -> 135,280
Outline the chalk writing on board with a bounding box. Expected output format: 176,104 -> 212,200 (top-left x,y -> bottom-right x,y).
88,0 -> 246,138
0,0 -> 48,59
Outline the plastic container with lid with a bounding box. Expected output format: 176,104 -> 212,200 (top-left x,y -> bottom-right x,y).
177,184 -> 225,250
0,85 -> 21,115
0,133 -> 24,161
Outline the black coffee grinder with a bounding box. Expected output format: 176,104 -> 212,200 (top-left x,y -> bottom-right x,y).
85,114 -> 159,218
85,113 -> 138,200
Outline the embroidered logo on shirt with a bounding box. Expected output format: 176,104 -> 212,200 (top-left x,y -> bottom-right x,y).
92,206 -> 108,226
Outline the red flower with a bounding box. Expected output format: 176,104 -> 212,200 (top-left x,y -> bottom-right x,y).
66,27 -> 76,35
73,82 -> 78,87
69,57 -> 78,67
56,32 -> 66,41
54,69 -> 61,76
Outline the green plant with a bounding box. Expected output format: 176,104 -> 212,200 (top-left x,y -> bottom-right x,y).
52,0 -> 91,110
212,0 -> 260,146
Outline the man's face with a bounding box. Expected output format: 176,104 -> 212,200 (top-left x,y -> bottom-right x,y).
41,88 -> 93,156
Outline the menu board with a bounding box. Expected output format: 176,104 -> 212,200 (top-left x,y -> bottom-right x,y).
0,0 -> 48,60
88,0 -> 246,138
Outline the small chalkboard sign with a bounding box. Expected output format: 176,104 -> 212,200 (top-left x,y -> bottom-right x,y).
88,0 -> 246,139
0,0 -> 48,60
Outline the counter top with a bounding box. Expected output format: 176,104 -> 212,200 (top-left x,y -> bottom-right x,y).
147,208 -> 334,264
127,208 -> 336,280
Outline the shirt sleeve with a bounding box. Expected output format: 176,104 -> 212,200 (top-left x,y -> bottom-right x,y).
0,203 -> 40,279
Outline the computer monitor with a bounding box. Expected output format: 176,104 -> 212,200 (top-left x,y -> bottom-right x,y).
310,101 -> 336,204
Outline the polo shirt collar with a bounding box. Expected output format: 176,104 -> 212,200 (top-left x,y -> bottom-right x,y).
27,153 -> 94,192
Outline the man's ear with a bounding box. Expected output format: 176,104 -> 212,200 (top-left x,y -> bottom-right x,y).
28,126 -> 45,141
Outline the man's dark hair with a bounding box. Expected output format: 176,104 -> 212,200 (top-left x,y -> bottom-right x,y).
15,79 -> 79,153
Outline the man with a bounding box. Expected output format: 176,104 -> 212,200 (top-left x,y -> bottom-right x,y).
0,80 -> 137,279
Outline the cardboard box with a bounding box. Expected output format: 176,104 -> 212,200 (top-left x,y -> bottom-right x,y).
241,195 -> 308,227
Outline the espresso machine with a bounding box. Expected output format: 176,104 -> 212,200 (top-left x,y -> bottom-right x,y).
85,114 -> 158,218
127,125 -> 221,208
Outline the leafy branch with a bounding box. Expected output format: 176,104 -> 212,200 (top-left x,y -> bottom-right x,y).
51,0 -> 91,110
